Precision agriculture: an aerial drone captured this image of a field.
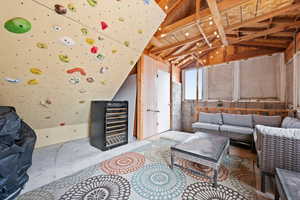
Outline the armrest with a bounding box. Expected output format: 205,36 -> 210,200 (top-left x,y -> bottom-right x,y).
255,125 -> 300,173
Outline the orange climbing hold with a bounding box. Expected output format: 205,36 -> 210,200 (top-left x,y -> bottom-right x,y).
67,67 -> 86,76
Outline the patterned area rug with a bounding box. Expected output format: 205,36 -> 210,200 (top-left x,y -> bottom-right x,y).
17,138 -> 257,200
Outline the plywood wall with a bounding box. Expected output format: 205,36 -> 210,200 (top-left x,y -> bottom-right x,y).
0,0 -> 165,130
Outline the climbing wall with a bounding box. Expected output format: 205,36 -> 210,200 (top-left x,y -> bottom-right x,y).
0,0 -> 165,129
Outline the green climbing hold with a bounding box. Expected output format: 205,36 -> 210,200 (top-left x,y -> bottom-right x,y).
4,17 -> 31,34
87,0 -> 97,7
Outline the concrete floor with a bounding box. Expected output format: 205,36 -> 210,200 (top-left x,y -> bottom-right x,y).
23,136 -> 149,193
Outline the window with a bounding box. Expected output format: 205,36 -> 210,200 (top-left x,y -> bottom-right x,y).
184,68 -> 204,100
184,69 -> 197,100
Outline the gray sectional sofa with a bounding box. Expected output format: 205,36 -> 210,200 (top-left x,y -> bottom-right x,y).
192,112 -> 282,149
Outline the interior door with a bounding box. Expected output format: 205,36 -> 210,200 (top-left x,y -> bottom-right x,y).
156,69 -> 170,133
142,56 -> 157,138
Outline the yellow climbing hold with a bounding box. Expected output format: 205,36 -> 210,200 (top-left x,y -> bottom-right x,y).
124,41 -> 130,47
85,38 -> 95,45
118,17 -> 124,22
130,60 -> 134,65
36,42 -> 48,49
87,0 -> 97,7
138,29 -> 143,34
112,49 -> 117,54
58,55 -> 70,63
67,3 -> 76,12
27,79 -> 39,85
81,28 -> 88,35
100,80 -> 107,85
30,68 -> 42,75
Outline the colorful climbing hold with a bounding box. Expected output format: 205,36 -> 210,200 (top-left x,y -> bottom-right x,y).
130,60 -> 134,65
100,80 -> 107,85
30,68 -> 43,75
118,17 -> 125,22
45,116 -> 51,119
4,17 -> 31,34
27,79 -> 39,85
4,77 -> 20,83
81,28 -> 88,35
36,42 -> 48,49
138,29 -> 143,34
98,36 -> 104,41
59,122 -> 66,126
91,46 -> 98,54
143,0 -> 151,5
112,49 -> 117,54
100,66 -> 109,74
58,55 -> 70,63
96,53 -> 105,61
79,100 -> 85,104
100,21 -> 108,30
67,3 -> 76,12
86,77 -> 94,83
69,76 -> 80,84
87,0 -> 97,7
85,38 -> 95,45
124,41 -> 130,47
53,25 -> 62,31
67,67 -> 86,76
54,4 -> 67,15
59,36 -> 75,46
79,89 -> 87,93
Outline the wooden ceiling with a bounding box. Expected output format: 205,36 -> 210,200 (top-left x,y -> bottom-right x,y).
147,0 -> 300,68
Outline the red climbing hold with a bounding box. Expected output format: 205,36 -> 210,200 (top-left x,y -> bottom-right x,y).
60,122 -> 66,126
66,67 -> 86,76
91,46 -> 98,54
101,21 -> 108,30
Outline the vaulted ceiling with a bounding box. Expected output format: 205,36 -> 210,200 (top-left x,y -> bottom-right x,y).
148,0 -> 300,68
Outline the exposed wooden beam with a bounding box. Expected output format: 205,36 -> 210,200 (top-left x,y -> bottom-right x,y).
225,48 -> 282,61
166,0 -> 185,14
151,34 -> 203,54
206,0 -> 228,45
236,40 -> 288,49
159,0 -> 251,36
165,21 -> 300,59
195,0 -> 211,46
226,2 -> 300,31
158,0 -> 171,11
230,21 -> 300,43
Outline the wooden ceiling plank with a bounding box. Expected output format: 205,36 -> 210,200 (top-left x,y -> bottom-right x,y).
235,41 -> 287,49
165,20 -> 300,59
158,0 -> 171,11
206,0 -> 229,45
159,0 -> 251,36
196,0 -> 211,46
166,0 -> 185,14
226,2 -> 300,31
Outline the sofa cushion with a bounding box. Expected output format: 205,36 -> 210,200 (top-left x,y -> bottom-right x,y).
282,117 -> 300,129
220,124 -> 253,135
199,112 -> 222,125
222,113 -> 253,128
192,122 -> 219,131
253,115 -> 282,127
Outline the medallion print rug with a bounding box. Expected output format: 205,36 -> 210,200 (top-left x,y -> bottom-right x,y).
17,138 -> 257,200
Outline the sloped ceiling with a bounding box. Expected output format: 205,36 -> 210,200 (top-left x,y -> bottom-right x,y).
0,0 -> 165,129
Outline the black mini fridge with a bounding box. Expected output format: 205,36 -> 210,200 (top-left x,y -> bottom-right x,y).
90,101 -> 128,151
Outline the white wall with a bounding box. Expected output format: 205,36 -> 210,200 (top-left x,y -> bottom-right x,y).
113,74 -> 137,143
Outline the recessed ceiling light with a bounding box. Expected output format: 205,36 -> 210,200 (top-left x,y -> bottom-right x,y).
164,5 -> 168,10
216,34 -> 220,38
214,31 -> 217,35
160,33 -> 166,38
209,21 -> 213,25
158,27 -> 162,31
209,43 -> 212,47
209,17 -> 212,20
199,50 -> 202,54
203,59 -> 206,62
185,32 -> 189,36
197,42 -> 200,46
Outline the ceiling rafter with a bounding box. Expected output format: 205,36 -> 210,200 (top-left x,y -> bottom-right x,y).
206,0 -> 228,45
165,20 -> 300,59
158,0 -> 251,36
196,0 -> 211,46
